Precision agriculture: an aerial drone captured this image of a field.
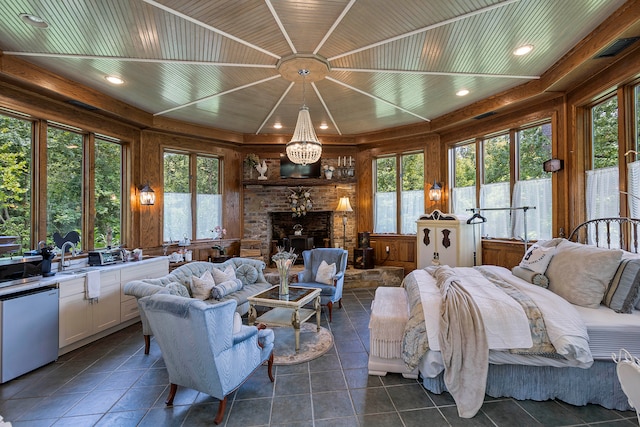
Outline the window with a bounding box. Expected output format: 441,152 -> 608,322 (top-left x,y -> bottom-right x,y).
450,121 -> 553,239
47,126 -> 83,248
374,156 -> 396,233
374,152 -> 424,234
630,85 -> 640,217
513,124 -> 552,240
451,143 -> 476,214
481,134 -> 511,238
94,137 -> 122,248
401,153 -> 424,234
0,113 -> 32,250
586,96 -> 619,222
196,156 -> 221,239
163,151 -> 222,241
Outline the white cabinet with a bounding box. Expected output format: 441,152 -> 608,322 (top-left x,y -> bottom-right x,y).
59,277 -> 92,347
58,269 -> 120,348
58,257 -> 169,350
119,257 -> 169,323
416,210 -> 481,269
93,269 -> 121,333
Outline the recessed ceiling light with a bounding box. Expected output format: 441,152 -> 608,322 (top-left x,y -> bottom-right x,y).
456,89 -> 470,97
319,123 -> 328,130
513,44 -> 533,56
105,75 -> 124,85
19,13 -> 48,28
273,122 -> 282,129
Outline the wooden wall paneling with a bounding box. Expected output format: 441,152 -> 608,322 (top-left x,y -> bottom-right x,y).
481,240 -> 526,269
224,150 -> 242,238
356,150 -> 373,234
139,133 -> 162,248
370,235 -> 416,273
425,135 -> 443,213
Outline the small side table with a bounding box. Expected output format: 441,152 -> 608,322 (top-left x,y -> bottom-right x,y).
354,247 -> 374,269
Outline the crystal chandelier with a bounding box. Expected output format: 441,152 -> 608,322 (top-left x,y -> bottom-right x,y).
286,69 -> 322,165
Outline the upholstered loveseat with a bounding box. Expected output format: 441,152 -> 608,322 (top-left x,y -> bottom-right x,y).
124,258 -> 272,354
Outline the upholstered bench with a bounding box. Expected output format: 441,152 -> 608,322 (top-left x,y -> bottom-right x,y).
368,286 -> 418,378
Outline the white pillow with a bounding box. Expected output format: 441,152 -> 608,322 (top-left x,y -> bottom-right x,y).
519,244 -> 556,274
546,239 -> 622,308
224,265 -> 237,279
191,270 -> 215,300
233,312 -> 243,334
315,260 -> 336,285
211,267 -> 233,284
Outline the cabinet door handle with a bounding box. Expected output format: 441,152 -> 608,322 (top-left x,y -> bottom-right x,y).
422,228 -> 431,247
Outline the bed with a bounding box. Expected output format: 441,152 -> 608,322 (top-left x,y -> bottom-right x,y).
385,217 -> 640,418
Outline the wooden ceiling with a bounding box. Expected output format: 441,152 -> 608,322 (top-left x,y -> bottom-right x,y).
0,0 -> 637,139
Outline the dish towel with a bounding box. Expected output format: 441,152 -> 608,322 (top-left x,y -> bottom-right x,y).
86,270 -> 101,301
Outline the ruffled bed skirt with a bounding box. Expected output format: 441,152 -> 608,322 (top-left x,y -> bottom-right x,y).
421,360 -> 632,411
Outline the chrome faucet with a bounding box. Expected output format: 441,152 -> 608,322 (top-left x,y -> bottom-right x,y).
59,241 -> 77,271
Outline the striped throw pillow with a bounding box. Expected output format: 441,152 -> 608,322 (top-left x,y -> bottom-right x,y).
604,259 -> 640,313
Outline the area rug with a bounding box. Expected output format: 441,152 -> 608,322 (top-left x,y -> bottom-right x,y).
270,323 -> 334,365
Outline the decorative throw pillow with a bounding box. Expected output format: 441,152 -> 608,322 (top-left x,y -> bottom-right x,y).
235,264 -> 259,285
224,265 -> 237,279
603,258 -> 640,313
546,239 -> 623,308
212,278 -> 244,300
511,266 -> 549,288
191,271 -> 216,300
315,260 -> 336,285
233,312 -> 243,334
211,267 -> 233,284
519,244 -> 555,274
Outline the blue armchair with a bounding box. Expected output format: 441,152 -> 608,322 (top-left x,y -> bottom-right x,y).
138,294 -> 274,425
295,248 -> 348,322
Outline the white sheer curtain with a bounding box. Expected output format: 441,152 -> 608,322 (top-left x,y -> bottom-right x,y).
480,182 -> 511,238
452,186 -> 476,216
586,166 -> 620,246
512,178 -> 552,240
374,191 -> 396,233
164,192 -> 192,241
627,161 -> 640,218
401,189 -> 424,234
196,194 -> 222,239
586,166 -> 620,219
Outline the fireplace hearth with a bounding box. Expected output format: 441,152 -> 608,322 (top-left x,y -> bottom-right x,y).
269,211 -> 333,262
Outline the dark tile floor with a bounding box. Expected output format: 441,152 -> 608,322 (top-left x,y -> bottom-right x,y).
0,289 -> 637,426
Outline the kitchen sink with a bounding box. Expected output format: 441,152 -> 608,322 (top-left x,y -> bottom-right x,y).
57,267 -> 101,275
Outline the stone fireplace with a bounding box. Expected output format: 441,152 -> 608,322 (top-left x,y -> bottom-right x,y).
243,182 -> 357,264
270,211 -> 333,262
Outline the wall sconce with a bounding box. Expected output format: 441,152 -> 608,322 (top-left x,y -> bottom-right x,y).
139,183 -> 155,206
335,196 -> 353,249
429,180 -> 442,201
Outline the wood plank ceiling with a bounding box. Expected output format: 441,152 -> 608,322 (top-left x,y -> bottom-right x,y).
0,0 -> 630,136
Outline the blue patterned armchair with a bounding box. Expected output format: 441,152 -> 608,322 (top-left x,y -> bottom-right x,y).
138,294 -> 274,425
295,248 -> 348,321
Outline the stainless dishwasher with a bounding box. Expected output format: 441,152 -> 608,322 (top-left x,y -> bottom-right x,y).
0,285 -> 59,383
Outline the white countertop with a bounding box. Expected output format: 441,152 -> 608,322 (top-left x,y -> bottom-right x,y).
0,256 -> 169,297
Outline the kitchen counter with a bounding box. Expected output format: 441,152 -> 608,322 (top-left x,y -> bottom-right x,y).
0,256 -> 169,297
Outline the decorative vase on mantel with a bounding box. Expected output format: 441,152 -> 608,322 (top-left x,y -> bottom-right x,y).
272,247 -> 298,298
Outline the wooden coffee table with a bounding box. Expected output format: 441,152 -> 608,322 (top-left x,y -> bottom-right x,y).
248,286 -> 321,352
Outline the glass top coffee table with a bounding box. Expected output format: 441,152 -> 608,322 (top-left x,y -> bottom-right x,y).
247,286 -> 321,352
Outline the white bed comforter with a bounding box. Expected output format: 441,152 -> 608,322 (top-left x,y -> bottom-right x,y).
411,265 -> 593,418
418,266 -> 593,365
